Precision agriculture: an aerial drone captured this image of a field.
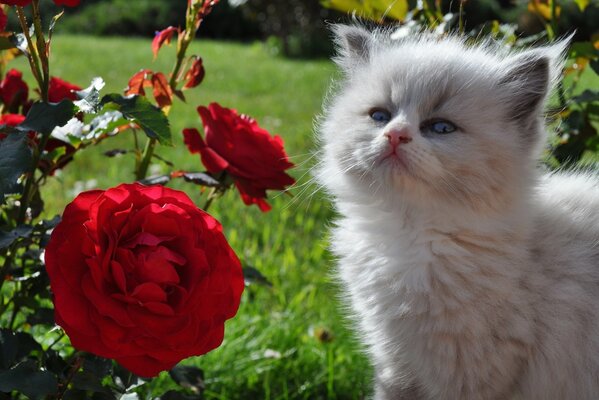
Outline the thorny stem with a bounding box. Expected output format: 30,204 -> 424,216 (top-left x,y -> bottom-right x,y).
55,355 -> 83,399
32,0 -> 49,102
16,0 -> 52,225
15,7 -> 43,89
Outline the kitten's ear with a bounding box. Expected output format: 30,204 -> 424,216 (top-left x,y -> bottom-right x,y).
499,38 -> 569,127
331,24 -> 373,72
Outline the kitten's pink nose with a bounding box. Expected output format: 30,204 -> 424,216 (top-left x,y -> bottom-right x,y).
385,129 -> 412,147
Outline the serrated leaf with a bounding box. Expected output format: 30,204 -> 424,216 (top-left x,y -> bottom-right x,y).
17,100 -> 77,135
0,133 -> 32,202
0,360 -> 58,399
169,365 -> 205,393
101,94 -> 172,145
181,172 -> 220,187
0,225 -> 33,250
243,265 -> 273,287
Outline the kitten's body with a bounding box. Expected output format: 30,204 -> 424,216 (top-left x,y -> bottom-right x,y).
317,26 -> 599,399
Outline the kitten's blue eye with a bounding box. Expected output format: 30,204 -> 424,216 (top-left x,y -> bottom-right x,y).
423,120 -> 457,134
369,108 -> 391,123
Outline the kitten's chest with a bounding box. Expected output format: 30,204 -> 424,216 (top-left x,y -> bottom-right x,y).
333,217 -> 522,320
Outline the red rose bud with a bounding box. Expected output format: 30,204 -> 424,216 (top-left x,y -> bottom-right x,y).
45,183 -> 244,377
48,77 -> 82,103
183,57 -> 205,90
183,103 -> 295,212
0,69 -> 28,112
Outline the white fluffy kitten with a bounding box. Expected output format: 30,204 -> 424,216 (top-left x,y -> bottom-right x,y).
316,24 -> 599,399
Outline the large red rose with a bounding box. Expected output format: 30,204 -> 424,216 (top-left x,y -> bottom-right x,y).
48,76 -> 82,103
183,103 -> 295,212
45,183 -> 244,377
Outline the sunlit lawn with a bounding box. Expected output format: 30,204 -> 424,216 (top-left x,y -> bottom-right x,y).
10,36 -> 372,399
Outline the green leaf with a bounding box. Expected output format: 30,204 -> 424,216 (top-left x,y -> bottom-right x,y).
169,365 -> 205,393
0,133 -> 32,202
0,330 -> 19,369
590,59 -> 599,76
0,330 -> 43,369
101,94 -> 172,145
17,100 -> 77,136
0,360 -> 58,399
0,225 -> 33,250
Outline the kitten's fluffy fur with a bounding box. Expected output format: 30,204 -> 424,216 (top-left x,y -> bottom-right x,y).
317,24 -> 599,399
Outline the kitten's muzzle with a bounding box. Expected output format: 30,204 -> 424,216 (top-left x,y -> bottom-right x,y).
385,129 -> 413,148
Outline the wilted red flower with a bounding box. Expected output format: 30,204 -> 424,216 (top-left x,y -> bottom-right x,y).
0,69 -> 28,112
45,183 -> 244,377
183,103 -> 295,212
48,77 -> 82,103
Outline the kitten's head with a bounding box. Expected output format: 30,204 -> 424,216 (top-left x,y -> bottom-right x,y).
317,24 -> 567,214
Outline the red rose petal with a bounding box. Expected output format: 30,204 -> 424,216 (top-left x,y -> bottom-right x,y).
82,274 -> 136,328
131,282 -> 167,303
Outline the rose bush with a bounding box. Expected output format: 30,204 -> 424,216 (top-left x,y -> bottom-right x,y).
45,183 -> 244,377
0,0 -> 294,396
183,103 -> 296,211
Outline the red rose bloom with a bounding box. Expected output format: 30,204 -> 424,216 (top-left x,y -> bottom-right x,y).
48,77 -> 82,103
183,103 -> 295,212
0,69 -> 28,112
45,183 -> 244,377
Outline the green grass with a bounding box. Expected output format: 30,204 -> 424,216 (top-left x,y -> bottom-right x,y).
10,36 -> 372,398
